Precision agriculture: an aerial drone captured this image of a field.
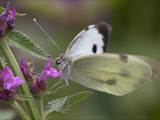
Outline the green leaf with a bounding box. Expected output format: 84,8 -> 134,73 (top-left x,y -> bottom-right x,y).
65,91 -> 92,107
45,91 -> 92,116
0,7 -> 26,16
0,109 -> 15,120
0,48 -> 8,68
7,31 -> 50,59
46,84 -> 68,95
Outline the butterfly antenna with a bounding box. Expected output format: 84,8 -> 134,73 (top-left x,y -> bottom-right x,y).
33,18 -> 61,54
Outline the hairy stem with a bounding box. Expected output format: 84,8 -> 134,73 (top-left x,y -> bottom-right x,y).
40,94 -> 45,120
0,39 -> 41,120
11,101 -> 31,120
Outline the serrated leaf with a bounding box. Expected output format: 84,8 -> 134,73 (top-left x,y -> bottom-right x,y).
45,91 -> 92,116
0,7 -> 26,16
65,91 -> 92,107
0,48 -> 8,68
46,84 -> 67,95
7,31 -> 50,59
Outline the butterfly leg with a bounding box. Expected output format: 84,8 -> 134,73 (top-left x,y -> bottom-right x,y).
64,78 -> 69,86
65,65 -> 73,86
64,66 -> 71,86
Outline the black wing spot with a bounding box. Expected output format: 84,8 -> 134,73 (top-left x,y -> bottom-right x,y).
119,54 -> 128,63
106,79 -> 117,85
92,44 -> 97,53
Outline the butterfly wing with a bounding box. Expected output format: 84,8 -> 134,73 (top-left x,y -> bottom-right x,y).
69,53 -> 160,96
65,22 -> 112,59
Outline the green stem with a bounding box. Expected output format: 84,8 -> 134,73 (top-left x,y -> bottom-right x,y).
0,40 -> 41,120
11,101 -> 31,120
40,94 -> 44,120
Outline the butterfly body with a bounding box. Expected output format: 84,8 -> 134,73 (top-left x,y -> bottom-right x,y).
54,22 -> 160,96
54,55 -> 72,80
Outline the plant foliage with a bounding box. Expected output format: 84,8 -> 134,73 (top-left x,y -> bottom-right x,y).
0,48 -> 8,68
7,31 -> 50,59
45,91 -> 92,116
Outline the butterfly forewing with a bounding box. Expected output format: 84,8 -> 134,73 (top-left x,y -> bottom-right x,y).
65,22 -> 111,59
69,53 -> 160,96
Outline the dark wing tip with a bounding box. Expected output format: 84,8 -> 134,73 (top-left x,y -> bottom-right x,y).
95,22 -> 112,52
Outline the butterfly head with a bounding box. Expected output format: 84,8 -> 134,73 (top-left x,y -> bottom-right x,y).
54,54 -> 72,71
53,54 -> 72,82
53,54 -> 64,68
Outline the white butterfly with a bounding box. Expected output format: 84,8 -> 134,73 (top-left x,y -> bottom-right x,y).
54,22 -> 160,96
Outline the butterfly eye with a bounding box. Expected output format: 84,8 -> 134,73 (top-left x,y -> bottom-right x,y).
55,59 -> 61,65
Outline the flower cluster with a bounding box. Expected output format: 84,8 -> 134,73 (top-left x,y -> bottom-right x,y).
20,59 -> 62,93
0,1 -> 16,36
0,67 -> 24,100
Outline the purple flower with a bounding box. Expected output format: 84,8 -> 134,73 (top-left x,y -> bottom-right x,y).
20,58 -> 62,93
39,58 -> 62,80
31,59 -> 62,92
0,1 -> 16,35
0,90 -> 15,100
20,58 -> 32,80
0,67 -> 24,100
4,76 -> 24,90
0,66 -> 13,82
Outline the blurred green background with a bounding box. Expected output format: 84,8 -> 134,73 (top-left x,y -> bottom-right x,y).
1,0 -> 160,119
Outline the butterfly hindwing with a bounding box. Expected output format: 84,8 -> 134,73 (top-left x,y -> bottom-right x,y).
65,22 -> 112,59
69,53 -> 160,96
